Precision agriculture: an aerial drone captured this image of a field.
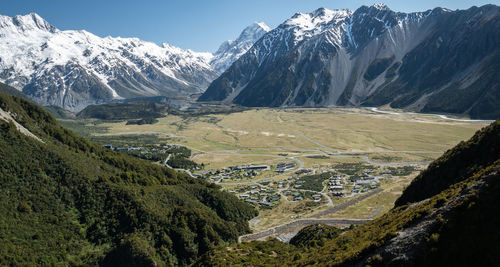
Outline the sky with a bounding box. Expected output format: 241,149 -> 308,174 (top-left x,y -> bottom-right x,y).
2,0 -> 499,52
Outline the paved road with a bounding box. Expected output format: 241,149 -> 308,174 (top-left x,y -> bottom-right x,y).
310,188 -> 383,218
163,153 -> 196,178
239,218 -> 371,242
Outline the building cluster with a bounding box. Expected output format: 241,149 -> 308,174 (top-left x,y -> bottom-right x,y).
235,184 -> 281,207
204,164 -> 270,182
103,144 -> 141,151
351,171 -> 380,194
276,162 -> 296,172
329,183 -> 345,196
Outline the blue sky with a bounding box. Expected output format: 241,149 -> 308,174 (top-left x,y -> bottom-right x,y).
3,0 -> 499,52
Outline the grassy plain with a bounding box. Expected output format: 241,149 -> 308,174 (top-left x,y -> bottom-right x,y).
97,108 -> 484,159
63,107 -> 489,233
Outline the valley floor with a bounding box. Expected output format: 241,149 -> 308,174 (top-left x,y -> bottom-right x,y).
61,107 -> 488,238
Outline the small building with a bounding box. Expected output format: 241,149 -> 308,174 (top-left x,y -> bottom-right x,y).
329,185 -> 343,191
276,162 -> 296,172
103,144 -> 113,150
235,165 -> 269,170
295,169 -> 312,175
258,201 -> 272,207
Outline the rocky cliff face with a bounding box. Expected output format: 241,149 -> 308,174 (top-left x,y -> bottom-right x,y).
0,13 -> 218,111
200,4 -> 500,119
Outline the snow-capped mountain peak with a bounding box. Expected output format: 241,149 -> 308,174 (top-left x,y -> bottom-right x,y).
0,12 -> 56,33
210,21 -> 271,73
280,8 -> 352,45
200,4 -> 500,120
372,3 -> 390,10
236,22 -> 271,43
0,13 -> 218,111
285,8 -> 351,29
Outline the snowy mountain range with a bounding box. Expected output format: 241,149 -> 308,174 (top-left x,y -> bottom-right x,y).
210,22 -> 270,73
200,4 -> 500,119
0,13 -> 266,111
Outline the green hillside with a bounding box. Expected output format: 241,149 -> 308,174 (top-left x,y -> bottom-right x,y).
196,119 -> 500,266
0,92 -> 257,266
77,101 -> 171,120
0,82 -> 27,99
43,105 -> 76,119
395,119 -> 500,206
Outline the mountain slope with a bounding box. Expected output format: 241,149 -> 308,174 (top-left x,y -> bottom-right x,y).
0,90 -> 257,266
0,13 -> 218,111
0,81 -> 27,99
196,119 -> 500,266
199,4 -> 500,119
395,120 -> 500,206
210,22 -> 270,73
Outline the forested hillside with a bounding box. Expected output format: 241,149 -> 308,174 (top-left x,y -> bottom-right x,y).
0,92 -> 257,266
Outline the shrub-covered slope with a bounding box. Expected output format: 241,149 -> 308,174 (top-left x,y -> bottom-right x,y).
395,119 -> 500,206
0,93 -> 257,266
77,101 -> 171,120
196,120 -> 500,266
289,224 -> 343,248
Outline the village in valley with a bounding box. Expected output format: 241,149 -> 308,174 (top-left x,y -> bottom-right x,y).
103,140 -> 415,217
199,160 -> 401,209
88,107 -> 476,237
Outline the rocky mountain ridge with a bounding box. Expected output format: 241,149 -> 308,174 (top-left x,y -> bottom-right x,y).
200,4 -> 500,119
0,13 -> 219,111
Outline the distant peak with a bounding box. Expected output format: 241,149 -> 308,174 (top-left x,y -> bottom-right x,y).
235,22 -> 271,43
285,7 -> 351,30
5,12 -> 57,32
312,7 -> 352,18
372,3 -> 390,10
